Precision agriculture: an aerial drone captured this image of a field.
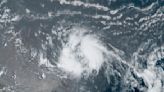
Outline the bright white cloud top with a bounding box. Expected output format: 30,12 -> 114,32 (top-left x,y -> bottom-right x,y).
57,28 -> 108,77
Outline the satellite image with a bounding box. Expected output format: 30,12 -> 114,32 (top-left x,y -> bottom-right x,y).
0,0 -> 164,92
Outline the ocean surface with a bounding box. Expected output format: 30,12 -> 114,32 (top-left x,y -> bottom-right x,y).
0,0 -> 164,92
